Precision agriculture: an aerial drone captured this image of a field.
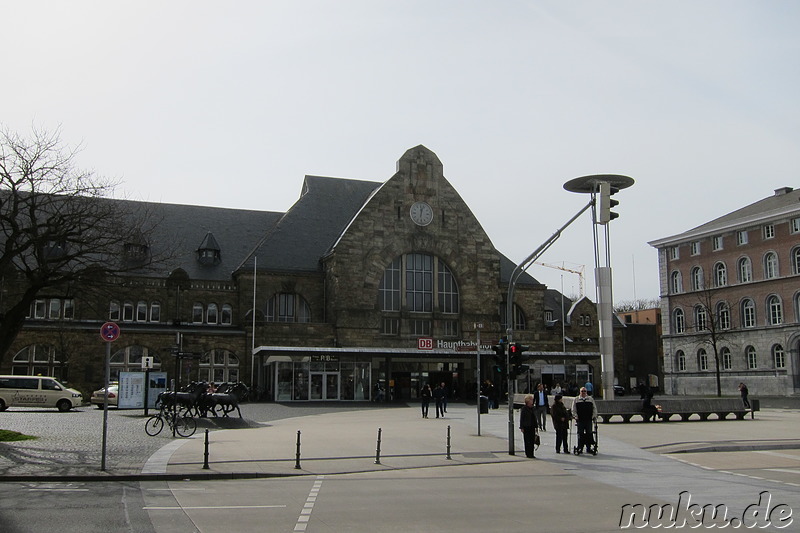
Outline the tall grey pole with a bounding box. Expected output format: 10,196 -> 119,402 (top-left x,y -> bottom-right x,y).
101,341 -> 110,471
475,323 -> 483,436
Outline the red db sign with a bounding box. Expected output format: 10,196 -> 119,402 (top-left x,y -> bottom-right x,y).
418,337 -> 434,350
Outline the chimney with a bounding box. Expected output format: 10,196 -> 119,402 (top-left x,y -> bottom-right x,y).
774,187 -> 793,196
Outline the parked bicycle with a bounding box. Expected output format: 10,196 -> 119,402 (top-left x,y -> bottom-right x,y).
145,406 -> 197,437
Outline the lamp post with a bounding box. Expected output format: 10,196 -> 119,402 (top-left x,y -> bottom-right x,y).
564,174 -> 634,401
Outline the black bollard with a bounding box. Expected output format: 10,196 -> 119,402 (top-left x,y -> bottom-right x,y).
295,430 -> 302,470
446,425 -> 452,460
203,429 -> 210,469
374,427 -> 382,465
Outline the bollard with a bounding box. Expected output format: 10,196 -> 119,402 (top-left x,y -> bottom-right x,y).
374,427 -> 382,465
295,430 -> 302,469
203,429 -> 210,469
446,425 -> 452,460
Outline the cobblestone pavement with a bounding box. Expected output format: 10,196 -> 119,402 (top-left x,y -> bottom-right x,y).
0,401 -> 390,478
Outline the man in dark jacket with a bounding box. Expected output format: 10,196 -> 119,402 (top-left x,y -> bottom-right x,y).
433,382 -> 447,418
573,387 -> 597,454
550,394 -> 570,454
519,394 -> 538,458
533,383 -> 549,431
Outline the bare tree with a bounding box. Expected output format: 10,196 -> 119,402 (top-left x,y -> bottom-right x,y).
0,125 -> 164,362
690,274 -> 735,397
614,298 -> 661,313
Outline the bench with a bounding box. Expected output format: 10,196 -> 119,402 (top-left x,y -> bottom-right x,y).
512,394 -> 759,423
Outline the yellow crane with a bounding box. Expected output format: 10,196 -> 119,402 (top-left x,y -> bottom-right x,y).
534,261 -> 585,297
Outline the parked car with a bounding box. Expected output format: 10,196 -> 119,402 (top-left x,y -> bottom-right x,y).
90,383 -> 119,408
0,375 -> 83,412
613,385 -> 626,396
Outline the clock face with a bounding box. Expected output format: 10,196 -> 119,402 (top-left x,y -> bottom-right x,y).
410,201 -> 433,226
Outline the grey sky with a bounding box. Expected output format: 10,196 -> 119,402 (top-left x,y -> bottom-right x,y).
4,1 -> 799,303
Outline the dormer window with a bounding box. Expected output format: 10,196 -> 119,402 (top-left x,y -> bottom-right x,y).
197,232 -> 221,265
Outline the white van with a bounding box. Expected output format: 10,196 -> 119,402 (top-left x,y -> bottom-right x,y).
0,375 -> 83,412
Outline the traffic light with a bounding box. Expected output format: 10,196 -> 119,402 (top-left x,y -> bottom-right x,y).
491,338 -> 507,375
597,181 -> 620,224
509,343 -> 530,376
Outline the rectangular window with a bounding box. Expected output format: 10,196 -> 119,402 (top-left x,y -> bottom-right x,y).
670,247 -> 679,260
136,302 -> 148,322
747,351 -> 758,369
722,351 -> 732,370
63,299 -> 74,320
192,304 -> 204,323
406,253 -> 433,313
442,320 -> 459,337
123,302 -> 134,322
48,299 -> 61,319
699,353 -> 708,371
712,236 -> 723,251
792,218 -> 800,234
763,224 -> 775,239
410,319 -> 431,336
150,303 -> 161,323
381,318 -> 399,335
379,258 -> 401,311
690,242 -> 700,256
737,230 -> 748,245
109,301 -> 120,321
34,299 -> 47,319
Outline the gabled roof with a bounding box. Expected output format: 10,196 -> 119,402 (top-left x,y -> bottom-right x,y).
198,232 -> 221,251
649,186 -> 800,247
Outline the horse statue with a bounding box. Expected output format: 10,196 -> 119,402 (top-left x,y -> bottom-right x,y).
204,382 -> 249,418
156,381 -> 208,417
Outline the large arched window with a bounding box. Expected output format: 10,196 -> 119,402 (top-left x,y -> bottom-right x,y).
378,253 -> 460,336
12,345 -> 68,381
199,349 -> 240,383
738,257 -> 753,283
767,295 -> 783,325
267,293 -> 311,323
772,344 -> 786,369
764,252 -> 778,279
721,347 -> 732,370
698,348 -> 709,371
716,302 -> 731,330
746,346 -> 758,369
694,306 -> 708,331
793,246 -> 800,275
676,350 -> 686,371
690,267 -> 703,291
741,299 -> 756,328
673,308 -> 685,333
714,262 -> 727,287
670,271 -> 683,294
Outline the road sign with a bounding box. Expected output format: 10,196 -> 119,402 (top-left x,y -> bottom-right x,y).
100,322 -> 120,342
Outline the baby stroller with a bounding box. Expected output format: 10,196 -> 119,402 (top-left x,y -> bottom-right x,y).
572,418 -> 598,456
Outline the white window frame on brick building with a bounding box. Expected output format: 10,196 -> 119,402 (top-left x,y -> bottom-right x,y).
738,257 -> 753,283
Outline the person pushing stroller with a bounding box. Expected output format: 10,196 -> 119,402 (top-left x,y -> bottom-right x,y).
573,386 -> 597,455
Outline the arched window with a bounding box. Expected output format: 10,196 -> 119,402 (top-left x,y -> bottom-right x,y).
109,301 -> 121,321
741,299 -> 755,328
793,247 -> 800,275
721,347 -> 732,370
110,345 -> 160,381
772,344 -> 786,369
714,262 -> 727,287
670,271 -> 683,294
12,345 -> 67,381
267,293 -> 311,323
673,308 -> 685,333
199,349 -> 240,383
150,302 -> 161,322
698,348 -> 708,371
746,346 -> 758,369
690,267 -> 703,291
767,295 -> 783,325
764,252 -> 778,279
192,303 -> 204,323
136,301 -> 148,322
206,303 -> 219,324
738,257 -> 753,283
500,303 -> 527,331
221,304 -> 232,325
123,301 -> 134,321
694,306 -> 708,331
676,350 -> 686,371
716,302 -> 731,330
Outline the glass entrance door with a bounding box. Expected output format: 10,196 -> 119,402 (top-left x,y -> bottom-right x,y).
310,372 -> 340,400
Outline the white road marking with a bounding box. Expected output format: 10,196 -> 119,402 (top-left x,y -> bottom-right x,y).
294,476 -> 324,532
144,505 -> 286,510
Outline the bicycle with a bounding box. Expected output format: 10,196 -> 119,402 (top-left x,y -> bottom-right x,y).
145,406 -> 197,437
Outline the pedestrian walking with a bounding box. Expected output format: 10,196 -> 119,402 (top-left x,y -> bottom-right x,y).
573,387 -> 597,454
533,383 -> 549,431
420,384 -> 432,418
739,382 -> 750,409
433,382 -> 447,418
550,394 -> 570,454
519,394 -> 538,458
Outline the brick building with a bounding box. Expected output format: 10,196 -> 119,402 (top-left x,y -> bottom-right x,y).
649,187 -> 800,396
4,146 -> 602,401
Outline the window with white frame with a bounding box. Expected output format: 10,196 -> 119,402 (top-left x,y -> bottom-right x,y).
698,349 -> 708,371
714,262 -> 727,287
716,302 -> 731,330
670,246 -> 679,260
773,344 -> 786,369
721,347 -> 732,370
690,266 -> 703,291
109,301 -> 121,321
221,304 -> 232,325
136,301 -> 147,322
737,230 -> 748,245
792,217 -> 800,234
690,241 -> 700,255
150,302 -> 161,322
206,303 -> 218,324
712,236 -> 723,251
738,257 -> 753,283
764,252 -> 778,279
742,299 -> 756,328
267,293 -> 312,323
763,224 -> 775,239
123,302 -> 134,322
767,295 -> 783,325
694,306 -> 708,331
746,346 -> 758,369
673,308 -> 685,333
676,350 -> 686,371
793,247 -> 800,275
192,303 -> 204,323
670,271 -> 683,294
198,349 -> 240,383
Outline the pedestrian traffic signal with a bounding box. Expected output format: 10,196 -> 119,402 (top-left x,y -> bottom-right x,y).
509,343 -> 530,376
491,340 -> 506,375
597,181 -> 620,224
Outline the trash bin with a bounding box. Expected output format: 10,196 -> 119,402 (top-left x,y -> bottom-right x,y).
479,395 -> 489,414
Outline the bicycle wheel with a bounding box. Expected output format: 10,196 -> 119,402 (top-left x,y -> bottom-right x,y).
175,415 -> 197,437
145,415 -> 164,436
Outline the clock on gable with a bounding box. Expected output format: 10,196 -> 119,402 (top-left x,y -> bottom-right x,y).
409,201 -> 434,226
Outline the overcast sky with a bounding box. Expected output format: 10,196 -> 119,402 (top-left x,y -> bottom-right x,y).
4,1 -> 799,304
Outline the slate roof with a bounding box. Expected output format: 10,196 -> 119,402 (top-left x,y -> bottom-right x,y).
649,186 -> 800,247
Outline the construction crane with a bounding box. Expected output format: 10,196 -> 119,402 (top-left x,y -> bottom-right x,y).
534,261 -> 585,297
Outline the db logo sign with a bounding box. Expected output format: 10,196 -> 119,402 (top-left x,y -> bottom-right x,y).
418,337 -> 434,350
